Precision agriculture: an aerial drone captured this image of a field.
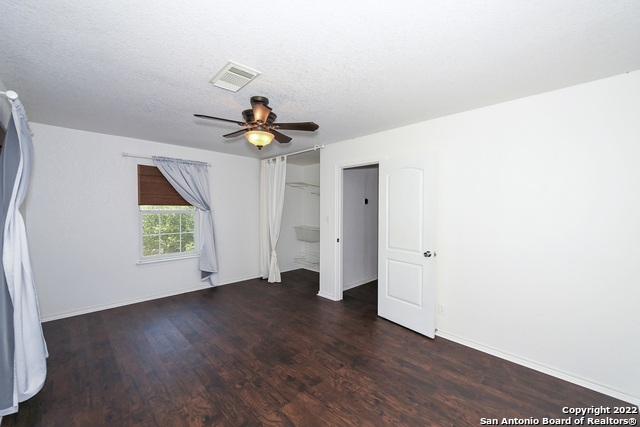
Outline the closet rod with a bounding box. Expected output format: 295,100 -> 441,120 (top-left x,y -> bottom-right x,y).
121,152 -> 211,167
262,144 -> 324,161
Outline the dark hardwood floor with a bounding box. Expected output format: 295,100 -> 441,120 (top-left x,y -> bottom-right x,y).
4,269 -> 637,426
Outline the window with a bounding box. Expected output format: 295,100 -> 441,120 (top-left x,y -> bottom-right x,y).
140,205 -> 198,259
137,165 -> 198,261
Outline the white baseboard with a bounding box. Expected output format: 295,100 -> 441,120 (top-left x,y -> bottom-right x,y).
317,291 -> 339,301
343,276 -> 377,291
279,266 -> 301,273
40,274 -> 260,323
435,330 -> 640,406
280,265 -> 319,273
217,274 -> 262,287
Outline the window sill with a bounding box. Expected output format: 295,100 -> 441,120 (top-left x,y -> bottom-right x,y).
137,254 -> 199,266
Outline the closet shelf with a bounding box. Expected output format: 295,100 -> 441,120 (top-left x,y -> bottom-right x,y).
294,226 -> 320,243
286,182 -> 319,189
294,252 -> 319,268
286,181 -> 320,196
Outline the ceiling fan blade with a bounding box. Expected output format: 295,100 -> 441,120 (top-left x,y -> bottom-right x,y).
271,129 -> 292,144
273,122 -> 319,131
223,129 -> 247,138
252,103 -> 272,123
194,114 -> 246,125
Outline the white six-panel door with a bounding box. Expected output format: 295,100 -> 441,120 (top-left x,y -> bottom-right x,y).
378,153 -> 436,338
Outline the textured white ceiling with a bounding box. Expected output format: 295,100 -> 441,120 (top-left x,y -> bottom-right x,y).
1,0 -> 639,162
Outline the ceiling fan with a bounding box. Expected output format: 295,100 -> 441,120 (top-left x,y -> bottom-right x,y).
194,96 -> 319,150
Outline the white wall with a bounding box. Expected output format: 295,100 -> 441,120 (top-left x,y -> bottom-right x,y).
24,123 -> 260,320
362,167 -> 378,283
342,166 -> 378,289
319,71 -> 640,403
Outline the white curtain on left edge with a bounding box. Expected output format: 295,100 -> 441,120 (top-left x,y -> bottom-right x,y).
0,98 -> 48,417
259,157 -> 287,283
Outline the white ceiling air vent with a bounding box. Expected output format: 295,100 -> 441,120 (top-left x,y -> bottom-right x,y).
209,62 -> 260,92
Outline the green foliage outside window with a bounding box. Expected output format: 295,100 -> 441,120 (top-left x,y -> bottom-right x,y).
141,206 -> 196,257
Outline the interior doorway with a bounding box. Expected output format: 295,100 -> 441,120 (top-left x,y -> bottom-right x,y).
340,164 -> 379,299
336,154 -> 436,338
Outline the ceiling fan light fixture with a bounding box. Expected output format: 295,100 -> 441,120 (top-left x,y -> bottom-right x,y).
245,130 -> 274,149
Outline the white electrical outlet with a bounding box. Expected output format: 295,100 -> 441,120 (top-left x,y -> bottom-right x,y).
438,303 -> 445,315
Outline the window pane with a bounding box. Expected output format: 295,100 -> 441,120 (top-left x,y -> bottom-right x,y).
142,214 -> 159,235
143,235 -> 160,256
140,207 -> 198,259
160,213 -> 180,233
181,213 -> 195,233
160,234 -> 180,254
181,233 -> 195,253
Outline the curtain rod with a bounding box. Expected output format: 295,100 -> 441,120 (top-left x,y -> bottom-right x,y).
1,90 -> 35,136
262,144 -> 325,161
122,152 -> 212,167
0,90 -> 19,101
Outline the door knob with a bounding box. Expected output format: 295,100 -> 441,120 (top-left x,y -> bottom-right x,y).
424,251 -> 432,257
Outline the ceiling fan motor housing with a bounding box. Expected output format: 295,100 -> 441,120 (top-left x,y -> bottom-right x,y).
250,96 -> 269,106
242,109 -> 277,123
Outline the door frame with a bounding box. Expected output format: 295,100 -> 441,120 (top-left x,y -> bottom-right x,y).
334,158 -> 383,301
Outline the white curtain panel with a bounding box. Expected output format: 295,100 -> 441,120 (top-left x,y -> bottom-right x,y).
0,99 -> 48,416
260,157 -> 287,283
152,156 -> 218,285
259,161 -> 269,279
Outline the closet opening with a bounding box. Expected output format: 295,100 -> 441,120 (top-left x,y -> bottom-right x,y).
339,163 -> 379,301
277,148 -> 322,276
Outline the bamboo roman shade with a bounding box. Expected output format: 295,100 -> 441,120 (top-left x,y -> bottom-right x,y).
137,165 -> 190,206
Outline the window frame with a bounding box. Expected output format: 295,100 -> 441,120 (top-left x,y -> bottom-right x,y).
138,205 -> 199,263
